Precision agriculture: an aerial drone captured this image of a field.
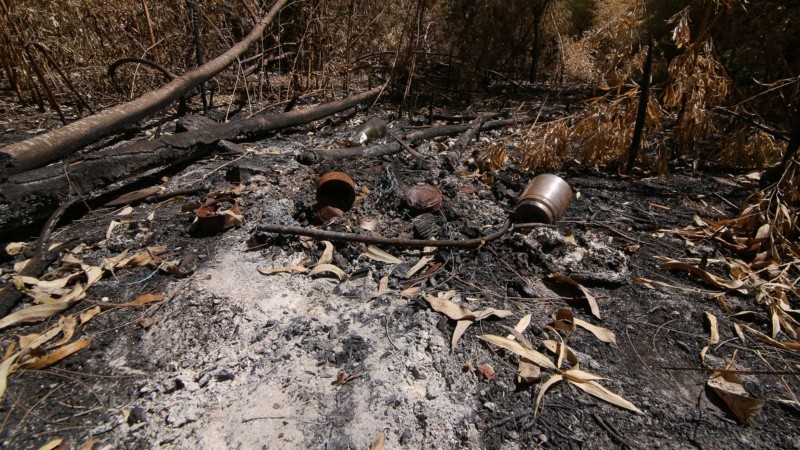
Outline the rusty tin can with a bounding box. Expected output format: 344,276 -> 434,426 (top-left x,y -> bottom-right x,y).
317,171 -> 356,211
404,184 -> 443,213
514,174 -> 572,224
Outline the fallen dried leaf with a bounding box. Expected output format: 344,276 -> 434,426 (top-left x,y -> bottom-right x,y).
370,431 -> 385,450
258,264 -> 309,275
364,246 -> 402,264
425,293 -> 512,348
535,374 -> 563,416
400,285 -> 421,298
5,242 -> 28,256
565,374 -> 643,414
705,311 -> 720,344
707,371 -> 765,424
553,308 -> 576,331
115,293 -> 165,307
139,317 -> 157,328
38,438 -> 63,450
574,318 -> 617,345
51,316 -> 78,347
21,339 -> 91,370
0,300 -> 79,330
658,256 -> 746,291
406,255 -> 434,278
0,353 -> 19,400
79,306 -> 101,325
308,263 -> 347,281
479,335 -> 556,369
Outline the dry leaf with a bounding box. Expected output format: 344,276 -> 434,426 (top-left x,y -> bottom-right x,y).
21,339 -> 91,370
400,285 -> 421,298
139,317 -> 157,328
117,206 -> 134,216
479,335 -> 556,369
658,257 -> 746,291
566,376 -> 643,414
106,220 -> 121,239
425,293 -> 511,348
0,353 -> 19,401
0,301 -> 77,329
574,318 -> 617,345
535,374 -> 564,416
115,293 -> 165,307
705,311 -> 719,344
258,264 -> 309,275
51,316 -> 78,347
544,274 -> 602,319
553,308 -> 576,331
82,438 -> 100,450
316,241 -> 334,265
374,276 -> 389,298
364,246 -> 402,264
308,264 -> 347,281
38,439 -> 63,450
79,306 -> 101,325
359,218 -> 378,231
5,242 -> 28,256
707,371 -> 765,424
370,431 -> 385,450
406,255 -> 434,278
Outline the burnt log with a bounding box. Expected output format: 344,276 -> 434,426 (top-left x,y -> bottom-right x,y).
0,87 -> 381,236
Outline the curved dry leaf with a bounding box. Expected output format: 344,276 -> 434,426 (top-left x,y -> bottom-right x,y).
574,318 -> 617,345
658,257 -> 745,291
258,264 -> 309,275
364,246 -> 402,264
563,368 -> 609,382
406,255 -> 434,278
544,274 -> 601,319
359,218 -> 378,231
400,285 -> 421,299
308,264 -> 347,281
568,378 -> 643,414
79,306 -> 102,325
5,242 -> 28,256
0,353 -> 19,401
0,301 -> 75,330
317,241 -> 334,265
479,335 -> 556,369
742,325 -> 800,351
374,276 -> 389,298
370,431 -> 385,450
21,339 -> 91,370
510,314 -> 532,337
51,315 -> 78,347
553,308 -> 576,331
534,374 -> 563,416
116,293 -> 165,307
452,320 -> 472,349
707,371 -> 765,424
705,311 -> 720,344
84,266 -> 103,288
424,293 -> 471,320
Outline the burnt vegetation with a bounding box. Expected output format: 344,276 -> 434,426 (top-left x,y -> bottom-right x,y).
1,0 -> 800,447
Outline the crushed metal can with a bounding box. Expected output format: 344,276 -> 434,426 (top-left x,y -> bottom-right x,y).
404,184 -> 443,213
513,174 -> 572,224
350,117 -> 387,145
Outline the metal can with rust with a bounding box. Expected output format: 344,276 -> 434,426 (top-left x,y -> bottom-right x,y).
316,171 -> 356,211
513,174 -> 572,224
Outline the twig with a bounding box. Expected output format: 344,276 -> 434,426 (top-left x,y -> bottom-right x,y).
257,218 -> 511,249
452,113 -> 500,158
661,366 -> 800,376
712,107 -> 789,141
591,413 -> 634,448
385,128 -> 427,160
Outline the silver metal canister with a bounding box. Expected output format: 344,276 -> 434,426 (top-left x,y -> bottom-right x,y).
350,117 -> 387,145
514,174 -> 573,224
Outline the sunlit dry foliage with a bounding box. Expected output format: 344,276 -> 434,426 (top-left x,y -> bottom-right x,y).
571,90 -> 662,168
515,121 -> 570,172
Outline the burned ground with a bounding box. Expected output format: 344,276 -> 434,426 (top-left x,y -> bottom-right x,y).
0,92 -> 799,450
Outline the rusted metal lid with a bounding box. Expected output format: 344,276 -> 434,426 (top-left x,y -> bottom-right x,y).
317,171 -> 356,211
404,184 -> 442,213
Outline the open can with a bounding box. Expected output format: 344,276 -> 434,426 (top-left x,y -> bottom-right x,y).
514,174 -> 572,224
316,171 -> 356,211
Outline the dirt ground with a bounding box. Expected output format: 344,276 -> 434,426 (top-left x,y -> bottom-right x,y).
1,90 -> 799,449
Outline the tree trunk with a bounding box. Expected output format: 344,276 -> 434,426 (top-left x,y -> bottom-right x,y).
0,0 -> 289,177
0,87 -> 381,236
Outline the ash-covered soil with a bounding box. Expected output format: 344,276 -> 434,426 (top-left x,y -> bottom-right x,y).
1,96 -> 799,449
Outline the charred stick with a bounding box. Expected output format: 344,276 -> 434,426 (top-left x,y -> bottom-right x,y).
385,128 -> 426,159
256,218 -> 511,249
624,37 -> 653,175
311,116 -> 538,161
24,45 -> 66,124
26,42 -> 94,115
452,113 -> 500,157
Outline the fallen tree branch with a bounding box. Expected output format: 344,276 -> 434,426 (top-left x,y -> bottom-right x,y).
0,0 -> 289,176
452,113 -> 500,157
308,116 -> 537,161
257,218 -> 512,249
0,87 -> 382,235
